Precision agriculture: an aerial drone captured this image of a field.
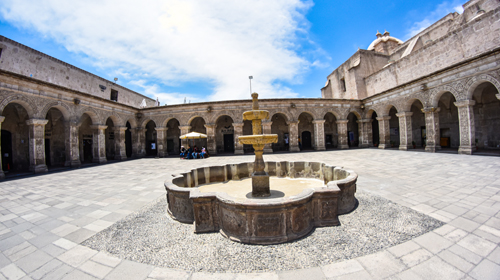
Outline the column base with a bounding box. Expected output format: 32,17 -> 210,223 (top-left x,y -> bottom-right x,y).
425,146 -> 436,153
378,144 -> 390,149
290,146 -> 300,152
0,171 -> 4,180
458,146 -> 474,155
234,149 -> 244,155
115,155 -> 128,160
65,160 -> 81,168
263,148 -> 273,154
314,146 -> 326,151
339,144 -> 349,149
359,144 -> 372,148
30,164 -> 48,174
93,157 -> 107,164
399,145 -> 412,151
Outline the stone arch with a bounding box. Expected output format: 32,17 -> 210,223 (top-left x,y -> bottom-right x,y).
140,118 -> 158,128
267,109 -> 293,123
0,92 -> 37,118
40,101 -> 72,121
187,115 -> 207,126
347,109 -> 362,120
402,97 -> 426,113
103,112 -> 125,127
465,74 -> 500,101
323,110 -> 341,120
209,110 -> 239,124
161,116 -> 180,127
296,110 -> 319,121
125,117 -> 137,128
77,107 -> 101,126
429,85 -> 460,108
379,103 -> 400,117
364,109 -> 378,119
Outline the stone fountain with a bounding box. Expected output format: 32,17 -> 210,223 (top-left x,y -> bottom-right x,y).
237,93 -> 278,197
164,93 -> 358,244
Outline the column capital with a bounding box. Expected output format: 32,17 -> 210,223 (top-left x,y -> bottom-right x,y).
26,119 -> 49,126
232,122 -> 244,128
312,119 -> 326,124
261,121 -> 272,127
0,116 -> 5,123
204,123 -> 216,129
179,125 -> 192,130
376,116 -> 391,121
396,112 -> 413,118
288,121 -> 299,126
114,126 -> 128,132
421,107 -> 441,113
357,119 -> 372,123
335,120 -> 348,124
155,127 -> 168,132
454,100 -> 476,108
90,125 -> 108,130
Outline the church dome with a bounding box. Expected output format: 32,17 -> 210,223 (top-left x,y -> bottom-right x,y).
367,30 -> 403,52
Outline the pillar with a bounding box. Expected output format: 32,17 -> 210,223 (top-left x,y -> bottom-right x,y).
65,121 -> 81,167
114,126 -> 128,160
232,123 -> 244,155
455,100 -> 476,155
179,125 -> 191,149
204,124 -> 216,155
289,121 -> 300,152
26,119 -> 49,173
0,116 -> 4,179
377,116 -> 391,149
336,120 -> 349,149
262,121 -> 273,153
396,112 -> 413,150
131,127 -> 144,158
90,125 -> 107,163
155,127 -> 168,158
422,107 -> 441,153
357,119 -> 373,148
312,120 -> 326,150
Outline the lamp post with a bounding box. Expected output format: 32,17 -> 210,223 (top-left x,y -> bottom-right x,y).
249,76 -> 253,94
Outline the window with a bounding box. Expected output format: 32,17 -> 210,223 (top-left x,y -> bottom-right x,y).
110,89 -> 118,101
340,78 -> 346,92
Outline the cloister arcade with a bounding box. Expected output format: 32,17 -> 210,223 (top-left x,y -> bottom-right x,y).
0,74 -> 499,179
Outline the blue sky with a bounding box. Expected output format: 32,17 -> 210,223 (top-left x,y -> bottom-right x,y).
0,0 -> 464,105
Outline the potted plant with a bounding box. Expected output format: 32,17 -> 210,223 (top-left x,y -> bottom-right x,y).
412,141 -> 416,149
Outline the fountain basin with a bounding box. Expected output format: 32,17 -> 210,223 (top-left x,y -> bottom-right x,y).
242,110 -> 269,121
165,161 -> 357,244
238,134 -> 278,145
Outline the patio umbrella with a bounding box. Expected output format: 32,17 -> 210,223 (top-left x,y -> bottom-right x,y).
179,132 -> 207,147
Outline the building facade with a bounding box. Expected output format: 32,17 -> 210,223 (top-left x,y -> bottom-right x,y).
0,0 -> 499,179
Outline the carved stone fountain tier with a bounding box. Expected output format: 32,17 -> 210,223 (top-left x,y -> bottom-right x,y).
239,93 -> 278,197
164,161 -> 358,244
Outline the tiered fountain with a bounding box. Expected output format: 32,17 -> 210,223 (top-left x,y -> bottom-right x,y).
165,93 -> 358,244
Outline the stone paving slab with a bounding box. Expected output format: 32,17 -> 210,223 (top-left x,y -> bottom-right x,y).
0,149 -> 499,279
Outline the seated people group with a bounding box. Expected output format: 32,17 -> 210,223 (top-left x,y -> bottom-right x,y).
180,145 -> 208,159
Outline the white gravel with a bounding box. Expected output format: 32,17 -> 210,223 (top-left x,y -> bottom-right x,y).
83,191 -> 444,273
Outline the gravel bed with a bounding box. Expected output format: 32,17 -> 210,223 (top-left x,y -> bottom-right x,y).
83,191 -> 444,273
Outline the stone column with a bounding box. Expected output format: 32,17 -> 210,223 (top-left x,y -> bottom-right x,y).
376,116 -> 391,149
114,126 -> 128,160
204,124 -> 216,155
262,121 -> 273,153
312,120 -> 326,151
357,119 -> 373,148
232,122 -> 244,155
130,127 -> 143,158
65,121 -> 81,167
336,120 -> 349,149
155,127 -> 168,158
179,125 -> 191,148
0,116 -> 4,179
422,107 -> 441,153
90,125 -> 107,163
455,100 -> 476,155
26,119 -> 49,173
288,121 -> 300,152
396,112 -> 413,150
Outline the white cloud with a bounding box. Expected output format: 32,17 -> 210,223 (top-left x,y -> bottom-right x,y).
405,0 -> 463,40
0,0 -> 317,103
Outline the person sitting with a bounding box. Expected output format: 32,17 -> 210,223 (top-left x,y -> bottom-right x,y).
200,147 -> 207,159
186,145 -> 193,159
180,146 -> 186,159
193,146 -> 198,159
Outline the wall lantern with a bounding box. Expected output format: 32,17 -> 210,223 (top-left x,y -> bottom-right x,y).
73,98 -> 81,105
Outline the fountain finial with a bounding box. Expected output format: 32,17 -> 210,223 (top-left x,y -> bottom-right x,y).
251,93 -> 259,110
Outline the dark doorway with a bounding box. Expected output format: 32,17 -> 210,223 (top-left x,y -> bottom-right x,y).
372,112 -> 379,147
1,130 -> 13,171
83,139 -> 93,163
45,139 -> 51,166
125,122 -> 132,158
223,134 -> 234,153
301,131 -> 312,149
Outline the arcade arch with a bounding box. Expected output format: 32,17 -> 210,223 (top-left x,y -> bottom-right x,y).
388,107 -> 399,148
298,112 -> 314,150
346,112 -> 359,148
166,118 -> 181,155
410,100 -> 426,148
438,92 -> 460,149
45,108 -> 66,167
1,103 -> 30,173
78,113 -> 94,163
215,115 -> 234,154
324,112 -> 338,149
145,120 -> 157,156
190,117 -> 207,151
271,113 -> 289,151
472,81 -> 500,150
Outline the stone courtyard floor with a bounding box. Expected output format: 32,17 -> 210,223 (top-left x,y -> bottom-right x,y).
0,149 -> 499,280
